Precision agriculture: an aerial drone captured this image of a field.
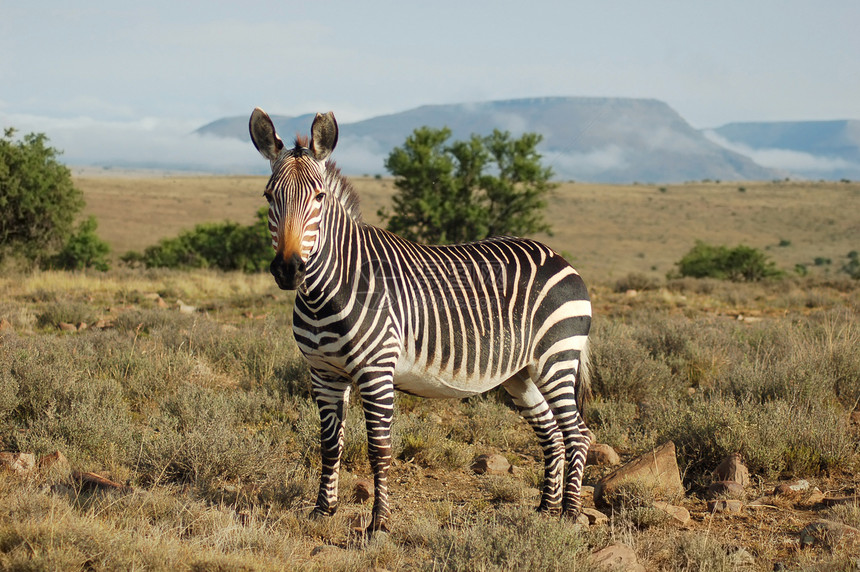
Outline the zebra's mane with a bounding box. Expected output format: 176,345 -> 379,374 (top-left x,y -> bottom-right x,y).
323,159 -> 363,223
291,136 -> 362,223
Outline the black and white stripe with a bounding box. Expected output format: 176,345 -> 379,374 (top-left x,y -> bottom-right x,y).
250,108 -> 592,533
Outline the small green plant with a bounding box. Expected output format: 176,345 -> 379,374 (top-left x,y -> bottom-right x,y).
674,241 -> 782,281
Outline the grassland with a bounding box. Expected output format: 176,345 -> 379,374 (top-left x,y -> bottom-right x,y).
0,175 -> 858,570
76,174 -> 860,283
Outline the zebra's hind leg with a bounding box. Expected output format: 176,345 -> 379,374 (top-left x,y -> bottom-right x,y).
310,375 -> 351,519
537,366 -> 592,518
502,372 -> 565,515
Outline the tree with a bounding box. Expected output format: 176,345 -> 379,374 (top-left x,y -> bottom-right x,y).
0,128 -> 85,264
380,127 -> 555,244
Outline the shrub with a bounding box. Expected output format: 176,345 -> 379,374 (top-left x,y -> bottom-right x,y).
674,240 -> 781,281
842,250 -> 860,279
122,207 -> 270,272
614,272 -> 659,293
43,216 -> 111,271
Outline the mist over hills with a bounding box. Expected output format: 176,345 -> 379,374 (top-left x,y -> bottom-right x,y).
707,120 -> 860,180
196,97 -> 859,183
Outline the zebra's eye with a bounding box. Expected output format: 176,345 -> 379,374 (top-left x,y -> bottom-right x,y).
263,192 -> 273,204
315,192 -> 326,202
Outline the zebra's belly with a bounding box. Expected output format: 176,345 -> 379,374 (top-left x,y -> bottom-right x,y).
391,355 -> 509,399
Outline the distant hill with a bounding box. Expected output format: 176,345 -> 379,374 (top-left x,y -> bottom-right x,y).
708,120 -> 860,180
195,97 -> 778,183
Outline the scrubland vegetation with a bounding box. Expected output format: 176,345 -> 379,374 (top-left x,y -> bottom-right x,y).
1,266 -> 859,570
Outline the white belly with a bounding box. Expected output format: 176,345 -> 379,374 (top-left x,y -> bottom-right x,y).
391,354 -> 508,398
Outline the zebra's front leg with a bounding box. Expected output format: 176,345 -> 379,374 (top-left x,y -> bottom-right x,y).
311,375 -> 351,519
358,374 -> 395,534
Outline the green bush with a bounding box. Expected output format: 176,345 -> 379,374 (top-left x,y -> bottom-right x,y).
842,250 -> 860,279
674,240 -> 781,281
43,216 -> 111,271
123,207 -> 270,272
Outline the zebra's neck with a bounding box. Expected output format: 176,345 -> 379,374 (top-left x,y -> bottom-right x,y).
299,196 -> 364,308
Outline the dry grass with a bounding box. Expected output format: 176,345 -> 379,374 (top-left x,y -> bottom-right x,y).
0,173 -> 858,570
75,175 -> 860,283
1,268 -> 858,570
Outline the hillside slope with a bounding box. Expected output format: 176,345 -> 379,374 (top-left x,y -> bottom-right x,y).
196,97 -> 778,183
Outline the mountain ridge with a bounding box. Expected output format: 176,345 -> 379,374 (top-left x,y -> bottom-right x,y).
195,97 -> 857,182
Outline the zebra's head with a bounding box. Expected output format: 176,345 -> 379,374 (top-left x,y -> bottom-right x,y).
249,107 -> 338,291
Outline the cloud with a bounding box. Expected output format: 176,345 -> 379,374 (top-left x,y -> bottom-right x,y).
703,130 -> 858,173
333,136 -> 389,176
0,112 -> 264,173
544,145 -> 628,177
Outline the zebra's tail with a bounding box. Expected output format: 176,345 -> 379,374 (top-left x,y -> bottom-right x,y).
575,337 -> 592,423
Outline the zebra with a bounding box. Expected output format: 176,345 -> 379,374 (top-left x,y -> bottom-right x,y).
249,107 -> 592,533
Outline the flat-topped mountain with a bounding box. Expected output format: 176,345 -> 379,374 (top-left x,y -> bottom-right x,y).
196,97 -> 779,183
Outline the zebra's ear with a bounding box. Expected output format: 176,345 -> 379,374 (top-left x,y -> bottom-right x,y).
310,112 -> 338,161
249,107 -> 284,163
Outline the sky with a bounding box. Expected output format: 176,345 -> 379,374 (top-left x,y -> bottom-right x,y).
1,0 -> 858,171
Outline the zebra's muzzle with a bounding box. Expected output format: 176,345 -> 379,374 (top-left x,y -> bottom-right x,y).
271,252 -> 306,290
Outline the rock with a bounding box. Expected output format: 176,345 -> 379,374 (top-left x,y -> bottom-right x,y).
728,547 -> 755,567
590,543 -> 645,572
712,453 -> 749,487
0,452 -> 36,476
156,297 -> 168,309
805,487 -> 826,505
850,410 -> 860,426
39,451 -> 70,473
0,318 -> 12,332
799,520 -> 860,549
625,289 -> 638,298
353,479 -> 373,503
311,544 -> 345,558
76,322 -> 88,331
470,454 -> 512,476
72,471 -> 131,493
774,479 -> 809,497
175,300 -> 197,314
707,480 -> 745,500
593,441 -> 684,508
652,501 -> 691,525
581,507 -> 609,526
707,499 -> 743,513
58,322 -> 78,332
587,443 -> 621,466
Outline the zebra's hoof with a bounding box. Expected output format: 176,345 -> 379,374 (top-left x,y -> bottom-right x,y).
309,507 -> 336,520
536,503 -> 563,517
